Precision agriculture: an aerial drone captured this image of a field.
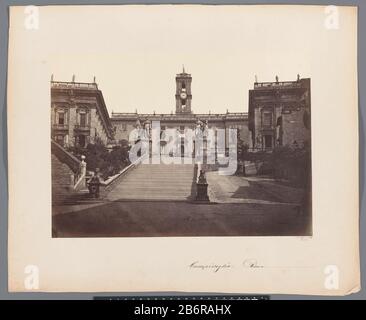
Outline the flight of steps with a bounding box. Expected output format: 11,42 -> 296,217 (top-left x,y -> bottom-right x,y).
107,163 -> 195,201
51,153 -> 76,204
52,153 -> 92,205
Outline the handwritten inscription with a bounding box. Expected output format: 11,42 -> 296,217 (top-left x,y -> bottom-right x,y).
188,259 -> 313,272
242,259 -> 264,269
189,261 -> 232,273
189,259 -> 266,272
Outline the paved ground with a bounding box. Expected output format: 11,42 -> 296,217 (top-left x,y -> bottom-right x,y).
52,170 -> 311,237
206,172 -> 304,205
53,200 -> 310,237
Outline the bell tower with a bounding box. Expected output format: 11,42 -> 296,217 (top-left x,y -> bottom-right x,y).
175,67 -> 192,114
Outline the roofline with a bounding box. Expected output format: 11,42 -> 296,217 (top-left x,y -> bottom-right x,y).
110,112 -> 248,122
51,81 -> 114,139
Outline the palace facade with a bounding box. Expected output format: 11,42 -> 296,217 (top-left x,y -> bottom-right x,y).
50,70 -> 311,154
111,69 -> 249,150
248,76 -> 311,150
51,79 -> 114,148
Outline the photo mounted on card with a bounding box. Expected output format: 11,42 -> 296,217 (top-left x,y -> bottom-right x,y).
7,5 -> 360,295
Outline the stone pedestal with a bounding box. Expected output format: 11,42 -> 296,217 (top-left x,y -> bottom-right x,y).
195,169 -> 210,202
196,182 -> 209,201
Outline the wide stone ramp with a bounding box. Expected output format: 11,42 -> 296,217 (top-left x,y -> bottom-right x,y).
107,163 -> 195,201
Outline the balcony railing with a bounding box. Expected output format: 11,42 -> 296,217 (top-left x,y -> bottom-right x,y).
51,139 -> 81,174
74,124 -> 91,131
254,81 -> 302,90
52,124 -> 68,130
51,81 -> 98,90
111,112 -> 248,121
260,126 -> 275,133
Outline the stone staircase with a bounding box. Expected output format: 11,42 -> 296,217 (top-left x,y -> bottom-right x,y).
52,153 -> 76,204
51,142 -> 90,205
107,163 -> 196,201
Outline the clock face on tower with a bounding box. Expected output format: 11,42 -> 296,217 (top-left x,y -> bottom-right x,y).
176,70 -> 192,113
180,92 -> 187,99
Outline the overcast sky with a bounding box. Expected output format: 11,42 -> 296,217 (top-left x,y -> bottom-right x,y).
40,5 -> 350,114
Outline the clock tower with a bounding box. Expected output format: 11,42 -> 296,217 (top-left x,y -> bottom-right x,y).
175,67 -> 192,114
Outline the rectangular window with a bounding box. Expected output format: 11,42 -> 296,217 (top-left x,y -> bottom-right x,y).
58,112 -> 65,125
262,112 -> 272,127
80,113 -> 87,127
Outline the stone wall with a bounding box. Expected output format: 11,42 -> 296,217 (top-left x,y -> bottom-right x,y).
282,108 -> 310,147
249,78 -> 311,150
51,88 -> 112,148
111,117 -> 251,149
112,120 -> 137,142
51,153 -> 74,203
90,108 -> 109,145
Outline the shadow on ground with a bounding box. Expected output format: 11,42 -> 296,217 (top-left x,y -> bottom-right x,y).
231,183 -> 282,202
52,200 -> 312,237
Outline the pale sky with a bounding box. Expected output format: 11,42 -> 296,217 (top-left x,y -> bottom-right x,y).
36,5 -> 352,114
7,4 -> 359,293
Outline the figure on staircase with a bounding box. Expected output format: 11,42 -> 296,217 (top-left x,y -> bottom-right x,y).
88,168 -> 103,198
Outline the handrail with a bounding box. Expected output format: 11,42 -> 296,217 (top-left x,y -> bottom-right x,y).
74,156 -> 86,191
101,153 -> 147,191
51,140 -> 88,190
51,140 -> 81,174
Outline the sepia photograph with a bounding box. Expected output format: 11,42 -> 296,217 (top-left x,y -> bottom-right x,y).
7,4 -> 359,295
50,9 -> 312,238
51,71 -> 312,237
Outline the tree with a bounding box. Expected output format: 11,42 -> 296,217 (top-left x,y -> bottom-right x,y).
84,140 -> 110,178
70,137 -> 132,180
106,143 -> 131,176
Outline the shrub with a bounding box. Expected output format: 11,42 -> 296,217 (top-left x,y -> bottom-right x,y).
84,141 -> 110,178
272,143 -> 311,188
